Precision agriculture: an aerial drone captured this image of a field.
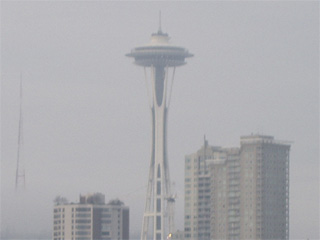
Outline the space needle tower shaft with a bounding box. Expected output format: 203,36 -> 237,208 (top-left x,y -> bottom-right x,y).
127,22 -> 193,240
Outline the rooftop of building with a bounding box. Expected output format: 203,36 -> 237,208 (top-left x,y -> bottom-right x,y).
187,134 -> 291,157
54,193 -> 127,207
107,199 -> 124,206
240,134 -> 274,140
240,134 -> 291,146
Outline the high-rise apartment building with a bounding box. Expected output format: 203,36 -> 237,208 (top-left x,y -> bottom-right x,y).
184,135 -> 290,240
184,138 -> 222,240
239,135 -> 290,240
53,193 -> 129,240
209,147 -> 240,240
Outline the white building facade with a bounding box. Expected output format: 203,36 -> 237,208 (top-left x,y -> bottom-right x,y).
53,193 -> 129,240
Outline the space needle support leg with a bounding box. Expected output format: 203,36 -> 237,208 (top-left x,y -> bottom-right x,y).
141,155 -> 154,240
150,64 -> 170,240
141,67 -> 156,240
167,67 -> 176,108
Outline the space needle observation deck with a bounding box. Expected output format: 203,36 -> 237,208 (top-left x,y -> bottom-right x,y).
127,30 -> 193,67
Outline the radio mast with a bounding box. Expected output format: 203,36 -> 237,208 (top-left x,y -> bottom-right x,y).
15,75 -> 25,190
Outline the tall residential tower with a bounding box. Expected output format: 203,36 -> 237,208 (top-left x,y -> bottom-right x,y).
127,26 -> 193,240
239,135 -> 290,240
185,135 -> 290,240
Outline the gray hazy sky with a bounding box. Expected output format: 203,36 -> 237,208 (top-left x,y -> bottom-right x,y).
1,1 -> 319,239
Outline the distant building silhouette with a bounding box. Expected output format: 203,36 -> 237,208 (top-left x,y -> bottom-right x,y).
53,193 -> 129,240
184,135 -> 290,240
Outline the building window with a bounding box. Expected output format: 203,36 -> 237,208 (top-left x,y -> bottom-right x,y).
157,164 -> 161,178
157,181 -> 161,195
156,199 -> 161,212
76,207 -> 91,212
156,216 -> 161,230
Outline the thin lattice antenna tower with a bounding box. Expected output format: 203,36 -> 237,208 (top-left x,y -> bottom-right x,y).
15,74 -> 25,190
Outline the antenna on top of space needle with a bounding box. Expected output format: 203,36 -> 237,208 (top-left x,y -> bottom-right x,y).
158,11 -> 162,33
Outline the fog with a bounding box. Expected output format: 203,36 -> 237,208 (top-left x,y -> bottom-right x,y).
1,1 -> 319,239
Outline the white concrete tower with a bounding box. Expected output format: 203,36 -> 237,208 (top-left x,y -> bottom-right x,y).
126,24 -> 193,240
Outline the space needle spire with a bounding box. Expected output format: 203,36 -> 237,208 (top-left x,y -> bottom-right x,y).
158,11 -> 162,33
127,21 -> 193,240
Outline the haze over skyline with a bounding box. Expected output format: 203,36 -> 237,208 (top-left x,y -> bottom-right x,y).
1,1 -> 319,239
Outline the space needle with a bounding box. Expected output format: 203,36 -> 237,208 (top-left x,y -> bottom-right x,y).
126,18 -> 193,240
